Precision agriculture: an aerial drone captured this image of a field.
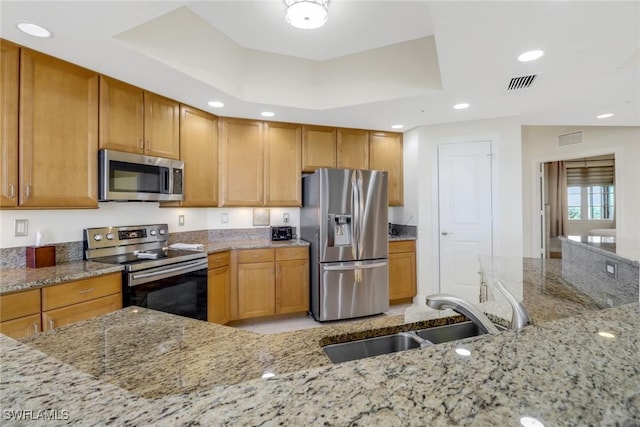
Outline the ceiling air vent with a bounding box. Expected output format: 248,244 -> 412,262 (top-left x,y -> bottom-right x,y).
507,74 -> 537,91
558,131 -> 583,146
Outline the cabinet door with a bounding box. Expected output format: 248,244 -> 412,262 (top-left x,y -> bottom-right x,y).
237,262 -> 275,319
0,40 -> 19,207
42,272 -> 121,311
219,118 -> 264,206
369,131 -> 404,206
337,128 -> 369,170
99,76 -> 144,154
388,245 -> 416,302
0,288 -> 41,322
302,125 -> 336,172
265,122 -> 301,207
42,293 -> 122,331
177,105 -> 218,206
276,258 -> 309,314
19,48 -> 99,208
208,265 -> 230,324
143,91 -> 180,160
0,314 -> 41,339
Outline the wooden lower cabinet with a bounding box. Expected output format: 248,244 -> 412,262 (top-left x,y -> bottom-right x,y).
208,251 -> 230,324
388,240 -> 417,303
42,294 -> 121,331
41,272 -> 122,331
0,288 -> 41,339
234,246 -> 309,320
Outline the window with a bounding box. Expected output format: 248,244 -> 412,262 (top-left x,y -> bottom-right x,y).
567,185 -> 615,221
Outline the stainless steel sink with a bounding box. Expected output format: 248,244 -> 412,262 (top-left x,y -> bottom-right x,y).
322,321 -> 487,364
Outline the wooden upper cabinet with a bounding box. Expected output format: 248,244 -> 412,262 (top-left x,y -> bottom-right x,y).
176,105 -> 218,207
301,125 -> 336,172
369,131 -> 404,206
99,76 -> 144,154
99,77 -> 179,160
219,118 -> 264,206
337,128 -> 369,170
19,48 -> 99,208
0,40 -> 19,207
143,92 -> 180,159
264,122 -> 302,207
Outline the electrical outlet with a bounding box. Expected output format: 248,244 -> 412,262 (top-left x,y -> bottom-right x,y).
178,215 -> 185,226
221,213 -> 229,224
14,219 -> 28,237
283,212 -> 290,224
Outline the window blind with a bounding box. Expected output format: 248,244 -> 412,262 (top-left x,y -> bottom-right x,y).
565,160 -> 614,186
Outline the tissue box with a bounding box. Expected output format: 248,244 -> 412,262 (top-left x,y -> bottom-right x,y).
26,245 -> 56,268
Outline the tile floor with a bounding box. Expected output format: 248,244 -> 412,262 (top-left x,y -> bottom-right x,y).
228,303 -> 412,334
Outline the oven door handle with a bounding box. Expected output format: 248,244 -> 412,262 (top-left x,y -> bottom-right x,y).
129,259 -> 208,286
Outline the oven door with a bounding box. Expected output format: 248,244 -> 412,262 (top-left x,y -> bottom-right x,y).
124,259 -> 208,321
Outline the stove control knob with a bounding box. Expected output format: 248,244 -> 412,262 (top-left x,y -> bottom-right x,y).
159,229 -> 166,235
106,233 -> 115,240
150,229 -> 157,236
94,234 -> 103,241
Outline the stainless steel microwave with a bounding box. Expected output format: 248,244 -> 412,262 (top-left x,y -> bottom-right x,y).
98,149 -> 184,202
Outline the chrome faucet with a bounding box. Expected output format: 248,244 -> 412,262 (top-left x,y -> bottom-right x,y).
493,280 -> 532,330
425,294 -> 501,335
398,331 -> 433,348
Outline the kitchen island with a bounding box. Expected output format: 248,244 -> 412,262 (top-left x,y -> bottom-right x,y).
2,298 -> 639,425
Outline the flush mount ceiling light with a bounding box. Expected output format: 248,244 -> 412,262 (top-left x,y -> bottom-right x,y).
285,0 -> 329,30
518,50 -> 544,62
17,22 -> 52,38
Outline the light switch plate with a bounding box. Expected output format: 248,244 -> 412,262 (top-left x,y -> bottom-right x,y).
605,260 -> 617,278
14,219 -> 28,237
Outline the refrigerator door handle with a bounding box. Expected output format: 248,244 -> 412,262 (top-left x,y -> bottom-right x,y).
323,261 -> 388,271
356,169 -> 365,259
351,171 -> 359,259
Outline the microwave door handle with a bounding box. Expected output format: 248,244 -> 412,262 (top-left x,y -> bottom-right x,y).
164,168 -> 171,194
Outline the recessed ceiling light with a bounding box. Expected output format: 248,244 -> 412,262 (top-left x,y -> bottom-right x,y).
208,101 -> 224,108
596,113 -> 614,119
453,103 -> 470,110
518,50 -> 544,62
391,124 -> 404,130
261,111 -> 275,117
17,22 -> 52,38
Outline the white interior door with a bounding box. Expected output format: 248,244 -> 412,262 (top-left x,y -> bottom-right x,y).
438,141 -> 493,302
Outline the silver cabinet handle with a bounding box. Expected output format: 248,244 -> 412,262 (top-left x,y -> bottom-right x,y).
32,323 -> 39,336
9,184 -> 15,198
25,185 -> 31,198
139,139 -> 144,150
48,319 -> 54,330
78,288 -> 94,294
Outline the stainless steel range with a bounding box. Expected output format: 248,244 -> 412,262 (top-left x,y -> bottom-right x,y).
84,224 -> 208,320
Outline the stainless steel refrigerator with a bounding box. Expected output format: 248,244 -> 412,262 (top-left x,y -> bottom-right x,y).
301,168 -> 389,321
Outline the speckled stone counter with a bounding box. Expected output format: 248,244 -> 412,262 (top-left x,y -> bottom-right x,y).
2,302 -> 639,425
206,238 -> 309,254
0,261 -> 123,295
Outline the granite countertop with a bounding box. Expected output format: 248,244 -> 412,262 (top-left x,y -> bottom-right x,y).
206,238 -> 309,253
0,261 -> 124,295
2,300 -> 639,425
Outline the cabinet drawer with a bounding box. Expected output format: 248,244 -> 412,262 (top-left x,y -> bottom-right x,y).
42,273 -> 121,311
389,240 -> 416,254
237,249 -> 274,264
42,293 -> 122,331
208,251 -> 230,269
0,289 -> 41,322
275,246 -> 308,261
0,314 -> 41,339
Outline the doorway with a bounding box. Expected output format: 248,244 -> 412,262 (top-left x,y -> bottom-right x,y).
438,141 -> 493,302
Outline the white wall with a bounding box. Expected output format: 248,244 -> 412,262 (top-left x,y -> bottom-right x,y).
409,116 -> 524,305
522,126 -> 640,259
0,204 -> 301,248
